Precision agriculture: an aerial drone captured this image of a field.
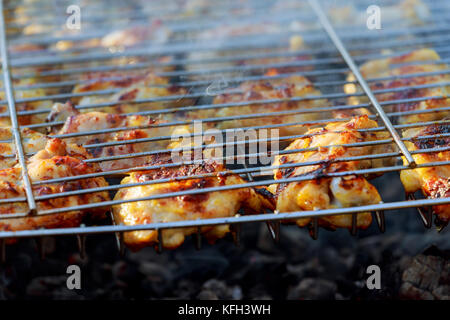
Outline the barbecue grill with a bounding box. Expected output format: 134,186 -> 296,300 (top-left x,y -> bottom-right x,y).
0,0 -> 448,259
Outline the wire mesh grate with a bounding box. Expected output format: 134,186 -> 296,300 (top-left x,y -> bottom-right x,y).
0,0 -> 448,249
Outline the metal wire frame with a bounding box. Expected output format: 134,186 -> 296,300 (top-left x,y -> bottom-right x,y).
7,22 -> 450,71
7,30 -> 450,91
1,93 -> 448,163
0,197 -> 448,240
8,0 -> 443,29
3,30 -> 450,109
3,63 -> 450,122
3,22 -> 450,149
2,39 -> 449,116
4,0 -> 449,49
4,1 -> 312,35
8,9 -> 450,57
7,28 -> 450,86
0,0 -> 36,214
5,0 -> 450,60
3,32 -> 450,90
310,0 -> 414,165
0,0 -> 449,247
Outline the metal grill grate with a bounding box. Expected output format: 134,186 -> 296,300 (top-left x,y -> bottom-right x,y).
0,0 -> 449,255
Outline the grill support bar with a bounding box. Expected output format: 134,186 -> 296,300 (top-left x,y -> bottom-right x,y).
0,196 -> 448,239
0,0 -> 36,214
309,0 -> 416,167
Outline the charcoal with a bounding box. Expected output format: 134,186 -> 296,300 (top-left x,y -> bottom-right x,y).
0,224 -> 448,300
287,278 -> 337,300
399,247 -> 450,300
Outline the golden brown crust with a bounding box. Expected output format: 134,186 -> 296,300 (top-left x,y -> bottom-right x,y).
57,111 -> 189,172
0,138 -> 110,233
72,72 -> 190,114
201,76 -> 327,137
345,49 -> 450,124
113,159 -> 269,251
72,72 -> 169,99
401,123 -> 450,222
267,116 -> 391,230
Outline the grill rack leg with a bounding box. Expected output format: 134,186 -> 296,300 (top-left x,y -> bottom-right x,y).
417,206 -> 433,229
76,223 -> 87,260
114,230 -> 125,257
266,221 -> 280,243
436,219 -> 448,232
309,218 -> 319,240
374,211 -> 386,233
110,213 -> 125,256
36,236 -> 46,260
156,228 -> 163,254
76,235 -> 86,260
0,239 -> 5,263
350,213 -> 358,236
231,223 -> 241,247
407,193 -> 433,228
195,226 -> 202,250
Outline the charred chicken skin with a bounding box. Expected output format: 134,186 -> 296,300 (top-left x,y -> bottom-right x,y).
113,159 -> 270,251
345,49 -> 449,124
401,123 -> 450,223
0,138 -> 110,232
267,116 -> 393,230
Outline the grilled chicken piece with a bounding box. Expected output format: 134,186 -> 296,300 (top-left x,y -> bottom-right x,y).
113,159 -> 269,251
72,72 -> 189,114
71,70 -> 169,100
0,138 -> 110,233
345,49 -> 450,124
267,116 -> 392,230
0,78 -> 52,127
56,108 -> 189,172
52,18 -> 171,50
0,127 -> 49,169
53,21 -> 174,76
205,75 -> 326,137
100,22 -> 171,49
401,123 -> 450,223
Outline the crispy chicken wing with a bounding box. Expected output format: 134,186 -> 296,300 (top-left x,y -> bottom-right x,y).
267,116 -> 392,230
0,138 -> 110,232
345,49 -> 450,124
0,127 -> 48,169
56,108 -> 189,172
401,123 -> 450,223
113,159 -> 269,251
205,75 -> 326,137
